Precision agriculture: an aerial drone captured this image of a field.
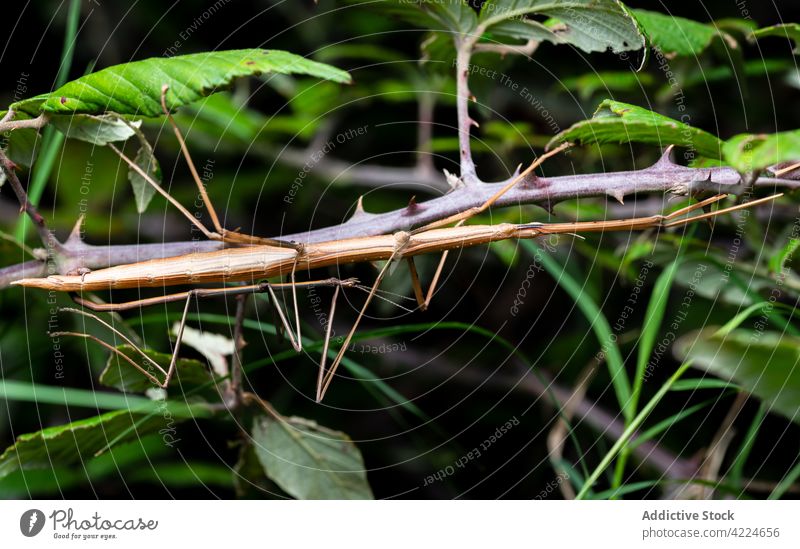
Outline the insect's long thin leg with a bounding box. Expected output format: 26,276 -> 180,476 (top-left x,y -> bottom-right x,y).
69,278 -> 357,312
264,256 -> 305,353
48,331 -> 165,387
405,145 -> 568,310
159,85 -> 299,250
164,292 -> 193,388
59,307 -> 166,376
108,143 -> 218,241
318,237 -> 408,402
657,194 -> 727,221
316,284 -> 341,402
160,85 -> 224,237
663,193 -> 782,227
522,194 -> 782,236
69,278 -> 359,391
412,143 -> 570,234
291,257 -> 302,352
266,284 -> 302,352
406,258 -> 426,310
424,248 -> 451,310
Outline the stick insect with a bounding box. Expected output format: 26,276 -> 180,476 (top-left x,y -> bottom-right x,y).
11,86 -> 781,402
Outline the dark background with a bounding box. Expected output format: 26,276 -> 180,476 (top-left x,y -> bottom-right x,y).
0,0 -> 799,499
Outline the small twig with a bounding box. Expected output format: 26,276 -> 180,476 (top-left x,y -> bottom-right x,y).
696,392 -> 748,499
547,362 -> 598,499
455,35 -> 480,186
0,113 -> 49,133
415,93 -> 436,177
473,39 -> 540,57
230,293 -> 248,400
0,149 -> 61,252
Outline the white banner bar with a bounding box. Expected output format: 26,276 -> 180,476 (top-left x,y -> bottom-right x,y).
1,500 -> 798,548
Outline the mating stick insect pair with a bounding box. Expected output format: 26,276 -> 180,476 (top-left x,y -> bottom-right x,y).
12,85 -> 781,402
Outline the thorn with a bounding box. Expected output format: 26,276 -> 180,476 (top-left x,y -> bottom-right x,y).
513,163 -> 523,177
349,196 -> 372,221
67,215 -> 85,244
405,195 -> 420,216
469,94 -> 477,103
651,145 -> 677,169
540,200 -> 557,215
469,118 -> 480,128
609,190 -> 625,205
443,169 -> 464,191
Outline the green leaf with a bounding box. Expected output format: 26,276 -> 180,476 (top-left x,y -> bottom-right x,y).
233,443 -> 286,499
100,344 -> 211,393
252,414 -> 373,500
752,23 -> 800,55
674,329 -> 800,425
11,49 -> 351,118
519,240 -> 632,421
633,9 -> 720,56
550,99 -> 724,158
3,129 -> 39,169
769,236 -> 800,275
357,0 -> 478,34
128,143 -> 161,213
722,130 -> 800,173
481,0 -> 646,60
632,258 -> 682,415
0,410 -> 167,480
49,114 -> 140,145
716,18 -> 759,38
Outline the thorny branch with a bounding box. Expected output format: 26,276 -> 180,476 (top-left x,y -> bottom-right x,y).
1,152 -> 798,288
0,149 -> 60,254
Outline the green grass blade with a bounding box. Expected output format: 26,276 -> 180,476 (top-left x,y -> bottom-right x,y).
769,458 -> 800,500
727,403 -> 767,491
14,0 -> 80,242
0,379 -> 209,418
520,240 -> 631,419
576,360 -> 694,499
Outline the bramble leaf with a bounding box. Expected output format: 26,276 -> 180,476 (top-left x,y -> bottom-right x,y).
481,1 -> 646,61
549,99 -> 723,158
100,345 -> 211,393
252,414 -> 373,500
0,410 -> 168,480
633,9 -> 720,57
50,114 -> 140,146
128,143 -> 161,214
675,329 -> 800,425
752,23 -> 800,55
11,49 -> 351,118
722,130 -> 800,173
